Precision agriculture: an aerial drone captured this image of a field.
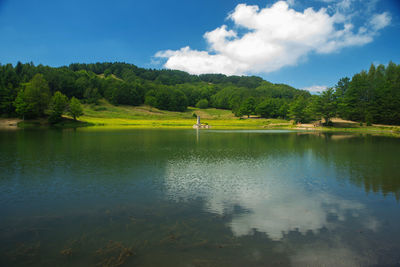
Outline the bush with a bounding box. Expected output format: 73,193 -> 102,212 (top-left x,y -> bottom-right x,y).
195,99 -> 208,109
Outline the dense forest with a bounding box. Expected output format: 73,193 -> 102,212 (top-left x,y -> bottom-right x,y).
0,61 -> 399,125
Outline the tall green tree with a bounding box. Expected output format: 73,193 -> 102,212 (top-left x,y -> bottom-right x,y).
111,83 -> 140,106
239,97 -> 256,118
13,74 -> 50,118
48,91 -> 68,123
144,92 -> 157,110
255,98 -> 288,118
288,96 -> 313,123
313,88 -> 337,125
26,73 -> 51,116
68,97 -> 83,121
170,89 -> 188,112
13,89 -> 30,119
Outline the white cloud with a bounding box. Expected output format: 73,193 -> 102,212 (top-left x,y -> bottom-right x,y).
155,47 -> 245,76
370,12 -> 391,30
337,0 -> 353,10
286,0 -> 295,6
155,1 -> 390,75
303,85 -> 328,93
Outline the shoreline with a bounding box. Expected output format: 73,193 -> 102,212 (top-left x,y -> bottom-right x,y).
3,117 -> 399,137
0,118 -> 21,130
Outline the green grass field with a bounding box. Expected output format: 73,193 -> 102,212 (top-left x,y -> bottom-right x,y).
12,99 -> 399,136
77,100 -> 290,129
71,100 -> 400,136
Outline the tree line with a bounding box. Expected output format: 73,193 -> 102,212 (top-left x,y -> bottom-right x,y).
10,73 -> 83,123
287,61 -> 400,125
0,61 -> 399,125
0,61 -> 306,120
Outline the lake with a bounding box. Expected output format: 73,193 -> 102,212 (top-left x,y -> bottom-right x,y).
0,128 -> 399,266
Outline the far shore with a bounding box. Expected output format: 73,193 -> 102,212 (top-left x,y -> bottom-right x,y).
1,101 -> 399,136
2,116 -> 399,137
0,118 -> 21,130
0,118 -> 21,126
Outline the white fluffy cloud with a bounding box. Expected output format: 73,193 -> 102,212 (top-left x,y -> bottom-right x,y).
155,0 -> 390,75
370,12 -> 391,30
303,85 -> 328,93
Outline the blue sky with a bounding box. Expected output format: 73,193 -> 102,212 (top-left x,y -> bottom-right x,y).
0,0 -> 399,91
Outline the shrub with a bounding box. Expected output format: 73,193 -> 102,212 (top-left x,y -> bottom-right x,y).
196,99 -> 208,109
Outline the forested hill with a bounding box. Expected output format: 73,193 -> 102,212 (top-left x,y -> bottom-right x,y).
1,61 -> 400,125
0,61 -> 308,117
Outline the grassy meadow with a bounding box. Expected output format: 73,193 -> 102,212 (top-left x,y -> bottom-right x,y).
9,99 -> 399,136
76,99 -> 291,129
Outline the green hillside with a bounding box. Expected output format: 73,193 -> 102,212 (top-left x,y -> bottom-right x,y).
1,61 -> 400,128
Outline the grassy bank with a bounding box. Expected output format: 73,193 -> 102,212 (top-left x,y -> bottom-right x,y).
4,99 -> 399,136
296,118 -> 400,137
75,100 -> 400,136
77,100 -> 290,129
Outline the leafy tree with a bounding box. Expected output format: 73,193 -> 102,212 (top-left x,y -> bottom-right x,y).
49,91 -> 68,123
335,77 -> 350,98
26,73 -> 51,116
111,83 -> 140,106
335,77 -> 350,118
153,88 -> 172,110
75,76 -> 90,99
13,74 -> 50,118
196,99 -> 208,109
255,98 -> 286,118
239,97 -> 256,118
170,89 -> 188,112
68,97 -> 83,121
147,88 -> 188,112
144,95 -> 157,107
231,96 -> 242,117
313,88 -> 337,125
288,96 -> 312,123
211,86 -> 246,109
13,90 -> 30,119
278,101 -> 290,119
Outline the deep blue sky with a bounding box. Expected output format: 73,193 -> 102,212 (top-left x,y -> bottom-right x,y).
0,0 -> 399,90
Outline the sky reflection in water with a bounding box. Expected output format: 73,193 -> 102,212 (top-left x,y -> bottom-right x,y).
0,129 -> 399,266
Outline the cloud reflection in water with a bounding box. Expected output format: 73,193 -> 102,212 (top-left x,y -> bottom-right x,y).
164,157 -> 378,240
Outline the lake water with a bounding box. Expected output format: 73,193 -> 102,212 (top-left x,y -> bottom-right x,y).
0,129 -> 399,266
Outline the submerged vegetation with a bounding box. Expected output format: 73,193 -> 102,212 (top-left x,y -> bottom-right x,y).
0,61 -> 399,129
